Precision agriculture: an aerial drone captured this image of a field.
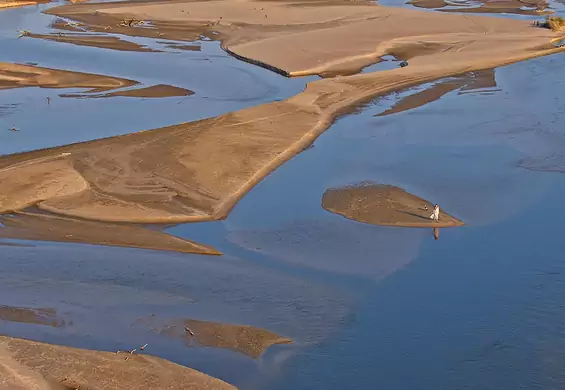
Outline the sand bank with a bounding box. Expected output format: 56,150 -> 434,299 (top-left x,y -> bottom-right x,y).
376,69 -> 496,117
0,305 -> 63,327
0,211 -> 220,254
322,183 -> 464,227
0,62 -> 136,92
0,336 -> 235,390
141,316 -> 292,358
60,84 -> 194,99
28,32 -> 159,52
0,1 -> 563,224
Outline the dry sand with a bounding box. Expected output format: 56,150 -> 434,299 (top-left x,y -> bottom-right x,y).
0,0 -> 47,9
322,183 -> 464,227
0,0 -> 563,224
0,336 -> 236,390
0,62 -> 136,92
0,211 -> 220,254
141,316 -> 292,359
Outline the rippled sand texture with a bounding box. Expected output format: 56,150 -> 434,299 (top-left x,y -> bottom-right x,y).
322,183 -> 464,227
1,0 -> 563,224
0,336 -> 235,390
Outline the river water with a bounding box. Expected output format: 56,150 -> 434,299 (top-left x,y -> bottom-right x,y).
2,2 -> 565,390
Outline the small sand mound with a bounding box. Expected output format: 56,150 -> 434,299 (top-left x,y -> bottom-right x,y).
143,316 -> 292,358
322,183 -> 463,228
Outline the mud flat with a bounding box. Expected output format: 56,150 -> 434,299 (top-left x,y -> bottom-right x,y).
0,336 -> 235,390
0,0 -> 563,224
322,183 -> 464,228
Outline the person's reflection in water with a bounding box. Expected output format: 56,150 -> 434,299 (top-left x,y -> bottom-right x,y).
433,227 -> 439,240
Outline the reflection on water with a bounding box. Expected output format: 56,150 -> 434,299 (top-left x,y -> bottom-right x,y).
433,227 -> 439,240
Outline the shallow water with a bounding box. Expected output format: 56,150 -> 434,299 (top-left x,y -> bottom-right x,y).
2,3 -> 565,390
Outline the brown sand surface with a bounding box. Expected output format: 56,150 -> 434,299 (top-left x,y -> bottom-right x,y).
0,62 -> 136,92
0,211 -> 220,254
410,0 -> 549,15
28,33 -> 159,52
0,336 -> 236,390
0,0 -> 47,9
0,305 -> 63,327
322,183 -> 464,227
61,83 -> 194,98
376,69 -> 496,117
0,2 -> 563,223
141,317 -> 292,358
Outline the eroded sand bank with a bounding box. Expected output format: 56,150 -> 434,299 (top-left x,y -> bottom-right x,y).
0,0 -> 563,224
322,183 -> 464,228
0,336 -> 235,390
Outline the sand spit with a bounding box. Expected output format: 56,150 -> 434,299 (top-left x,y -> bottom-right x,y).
60,84 -> 194,99
0,2 -> 563,224
141,317 -> 292,359
0,305 -> 63,327
376,69 -> 496,117
0,212 -> 220,254
0,62 -> 136,92
0,336 -> 236,390
28,32 -> 159,52
0,0 -> 47,9
322,183 -> 464,228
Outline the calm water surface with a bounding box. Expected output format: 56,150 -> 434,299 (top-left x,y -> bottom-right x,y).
1,3 -> 565,390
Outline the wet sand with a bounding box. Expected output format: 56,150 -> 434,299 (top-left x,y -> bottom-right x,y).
143,317 -> 292,359
0,336 -> 235,390
60,84 -> 194,99
322,183 -> 464,227
0,305 -> 63,327
410,0 -> 549,15
0,211 -> 220,254
0,62 -> 136,92
376,69 -> 496,117
0,0 -> 562,224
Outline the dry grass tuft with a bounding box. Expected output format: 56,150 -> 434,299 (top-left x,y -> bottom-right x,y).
536,16 -> 565,31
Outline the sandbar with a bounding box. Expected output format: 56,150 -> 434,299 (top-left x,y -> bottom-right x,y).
141,316 -> 292,359
60,83 -> 194,98
0,211 -> 220,254
0,0 -> 47,9
410,0 -> 549,15
0,0 -> 563,224
28,32 -> 159,52
322,183 -> 463,227
0,62 -> 136,92
0,336 -> 235,390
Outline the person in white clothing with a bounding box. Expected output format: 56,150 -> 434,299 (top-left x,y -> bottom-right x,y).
430,204 -> 440,221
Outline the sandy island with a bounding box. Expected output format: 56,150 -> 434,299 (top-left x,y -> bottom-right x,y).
322,183 -> 464,227
1,0 -> 564,225
0,336 -> 235,390
140,316 -> 292,359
